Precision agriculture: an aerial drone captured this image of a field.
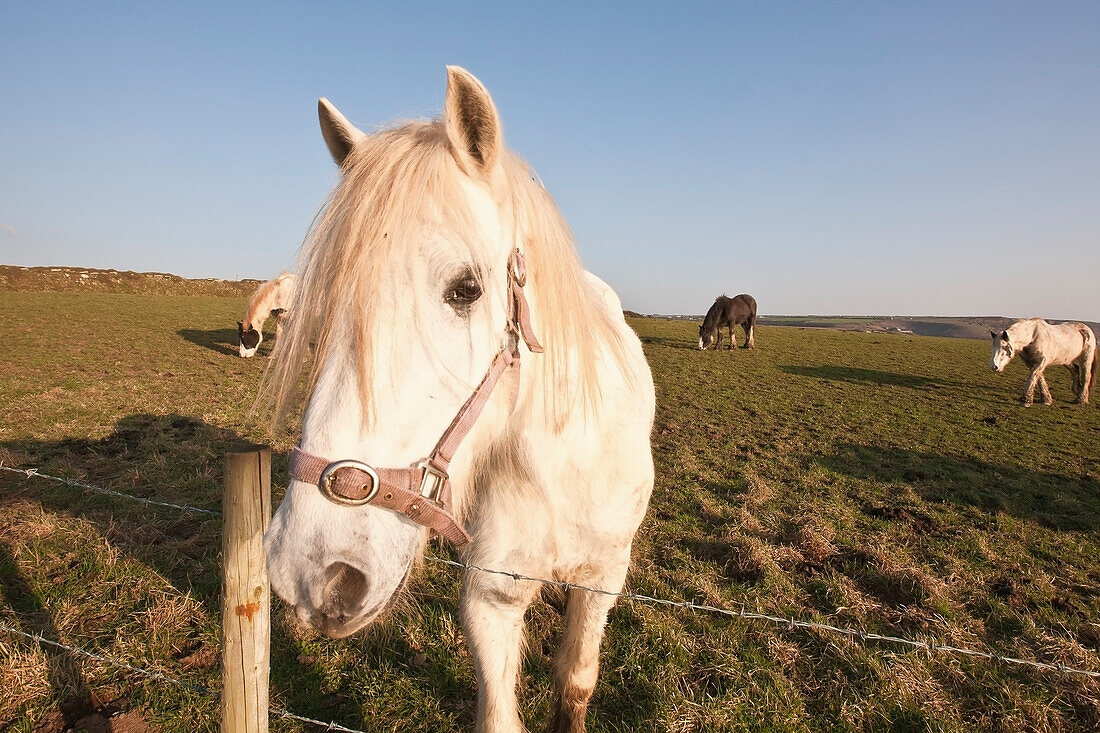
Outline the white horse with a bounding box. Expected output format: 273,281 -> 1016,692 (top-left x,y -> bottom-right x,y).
990,318 -> 1097,405
237,272 -> 296,357
262,67 -> 655,733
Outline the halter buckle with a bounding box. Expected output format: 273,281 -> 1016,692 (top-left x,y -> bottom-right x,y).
318,459 -> 379,506
417,459 -> 448,503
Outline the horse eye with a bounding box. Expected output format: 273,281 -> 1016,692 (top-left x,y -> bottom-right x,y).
444,274 -> 482,311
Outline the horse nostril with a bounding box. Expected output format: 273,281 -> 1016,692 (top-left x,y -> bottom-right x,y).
320,561 -> 370,623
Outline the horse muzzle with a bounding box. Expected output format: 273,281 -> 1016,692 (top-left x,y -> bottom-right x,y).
283,559 -> 412,639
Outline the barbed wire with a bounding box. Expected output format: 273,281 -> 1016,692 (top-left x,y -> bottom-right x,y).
0,463 -> 220,517
0,621 -> 216,696
5,462 -> 1100,681
424,557 -> 1100,679
0,621 -> 370,733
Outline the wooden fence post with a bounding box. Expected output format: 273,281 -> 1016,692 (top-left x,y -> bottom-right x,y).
221,446 -> 271,733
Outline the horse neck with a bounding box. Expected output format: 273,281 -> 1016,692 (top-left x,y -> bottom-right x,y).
1009,320 -> 1040,349
245,281 -> 281,325
702,306 -> 720,331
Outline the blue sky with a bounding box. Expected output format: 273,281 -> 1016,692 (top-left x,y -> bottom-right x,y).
2,1 -> 1097,318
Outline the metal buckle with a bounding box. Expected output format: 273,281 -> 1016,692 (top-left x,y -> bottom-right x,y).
417,459 -> 448,502
318,460 -> 379,506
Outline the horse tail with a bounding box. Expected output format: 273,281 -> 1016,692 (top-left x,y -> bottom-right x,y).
744,298 -> 757,348
1092,336 -> 1099,390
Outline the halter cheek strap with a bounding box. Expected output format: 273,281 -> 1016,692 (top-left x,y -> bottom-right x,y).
287,249 -> 542,548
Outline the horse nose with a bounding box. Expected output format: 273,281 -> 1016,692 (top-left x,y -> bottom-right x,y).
317,561 -> 370,629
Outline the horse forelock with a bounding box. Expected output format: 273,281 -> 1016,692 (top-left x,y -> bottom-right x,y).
260,118 -> 624,431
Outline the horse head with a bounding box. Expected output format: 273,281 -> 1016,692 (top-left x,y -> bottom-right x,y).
698,322 -> 713,350
263,67 -> 538,638
990,329 -> 1013,372
238,321 -> 261,358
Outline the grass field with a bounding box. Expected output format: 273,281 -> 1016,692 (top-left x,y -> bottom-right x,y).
2,290 -> 1099,732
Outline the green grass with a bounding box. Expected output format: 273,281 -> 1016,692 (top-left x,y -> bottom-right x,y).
2,291 -> 1099,731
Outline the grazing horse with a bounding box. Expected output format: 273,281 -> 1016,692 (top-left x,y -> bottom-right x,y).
261,67 -> 655,733
237,272 -> 296,357
698,294 -> 757,350
990,318 -> 1097,406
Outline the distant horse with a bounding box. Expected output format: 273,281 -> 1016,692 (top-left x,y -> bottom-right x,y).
990,318 -> 1097,405
261,67 -> 655,733
699,294 -> 757,350
237,272 -> 296,357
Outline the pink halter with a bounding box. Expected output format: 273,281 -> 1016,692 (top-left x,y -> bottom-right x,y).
287,249 -> 542,547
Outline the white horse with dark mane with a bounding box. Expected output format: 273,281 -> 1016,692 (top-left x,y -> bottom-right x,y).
261,67 -> 655,733
990,318 -> 1097,405
237,272 -> 296,357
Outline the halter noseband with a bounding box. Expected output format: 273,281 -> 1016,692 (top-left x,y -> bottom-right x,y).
287,249 -> 543,547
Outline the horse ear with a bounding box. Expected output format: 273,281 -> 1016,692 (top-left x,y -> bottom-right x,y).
990,329 -> 997,339
318,97 -> 365,167
1001,330 -> 1009,340
444,66 -> 502,176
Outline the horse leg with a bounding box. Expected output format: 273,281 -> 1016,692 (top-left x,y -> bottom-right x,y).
745,321 -> 755,349
1021,367 -> 1043,406
727,324 -> 735,350
546,564 -> 629,733
1038,374 -> 1054,405
1069,363 -> 1082,402
1084,348 -> 1095,404
461,571 -> 542,733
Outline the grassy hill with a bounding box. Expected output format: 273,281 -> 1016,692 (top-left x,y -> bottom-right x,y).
1,290 -> 1099,731
0,265 -> 262,298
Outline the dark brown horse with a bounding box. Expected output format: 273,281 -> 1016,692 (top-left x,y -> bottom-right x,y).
699,294 -> 757,350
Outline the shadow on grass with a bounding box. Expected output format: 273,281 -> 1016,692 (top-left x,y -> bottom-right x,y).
780,364 -> 961,389
178,327 -> 243,357
0,414 -> 262,611
638,334 -> 700,350
268,593 -> 474,731
0,543 -> 94,726
819,443 -> 1100,531
0,413 -> 482,730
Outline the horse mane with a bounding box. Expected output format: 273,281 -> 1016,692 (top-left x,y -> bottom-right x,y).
259,118 -> 628,430
701,295 -> 728,330
502,153 -> 632,428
